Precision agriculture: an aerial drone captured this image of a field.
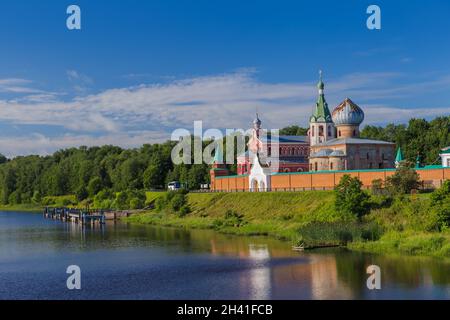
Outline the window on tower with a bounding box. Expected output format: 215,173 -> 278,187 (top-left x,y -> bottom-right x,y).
319,126 -> 324,137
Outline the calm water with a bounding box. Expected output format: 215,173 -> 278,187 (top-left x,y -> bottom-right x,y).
0,211 -> 449,300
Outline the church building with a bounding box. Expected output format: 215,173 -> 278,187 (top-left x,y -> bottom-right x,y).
237,114 -> 310,175
308,74 -> 396,171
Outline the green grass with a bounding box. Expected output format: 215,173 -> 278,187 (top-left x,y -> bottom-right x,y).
128,191 -> 343,243
349,230 -> 450,258
145,191 -> 165,205
0,203 -> 42,212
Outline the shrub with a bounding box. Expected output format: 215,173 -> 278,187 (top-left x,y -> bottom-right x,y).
154,190 -> 190,214
61,198 -> 73,206
41,197 -> 56,206
114,191 -> 129,210
431,180 -> 450,203
178,205 -> 191,217
100,199 -> 113,209
223,209 -> 246,227
429,181 -> 450,230
371,179 -> 384,195
32,190 -> 42,204
129,197 -> 145,210
170,193 -> 187,211
334,175 -> 370,218
92,190 -> 113,209
386,161 -> 420,195
155,196 -> 168,211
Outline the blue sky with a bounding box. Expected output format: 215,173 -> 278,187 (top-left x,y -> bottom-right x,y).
0,0 -> 450,156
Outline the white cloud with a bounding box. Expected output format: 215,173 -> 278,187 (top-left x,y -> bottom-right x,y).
0,131 -> 169,158
0,78 -> 44,94
0,70 -> 449,156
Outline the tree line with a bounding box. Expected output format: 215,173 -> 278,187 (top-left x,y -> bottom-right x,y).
0,116 -> 449,206
0,142 -> 210,206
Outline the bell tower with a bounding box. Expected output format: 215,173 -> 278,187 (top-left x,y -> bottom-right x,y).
309,71 -> 335,146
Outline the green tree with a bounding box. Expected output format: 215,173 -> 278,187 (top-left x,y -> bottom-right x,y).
430,180 -> 450,229
87,177 -> 103,197
143,163 -> 163,190
279,125 -> 308,136
75,185 -> 89,202
334,175 -> 370,218
114,191 -> 128,210
0,154 -> 8,165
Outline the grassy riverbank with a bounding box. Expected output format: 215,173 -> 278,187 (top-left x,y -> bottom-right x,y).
348,231 -> 450,258
0,204 -> 42,212
127,191 -> 450,258
128,191 -> 341,241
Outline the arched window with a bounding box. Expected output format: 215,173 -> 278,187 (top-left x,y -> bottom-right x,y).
284,168 -> 290,173
319,126 -> 324,137
328,126 -> 332,137
312,126 -> 315,137
338,130 -> 341,137
314,162 -> 318,171
330,163 -> 334,170
297,168 -> 303,172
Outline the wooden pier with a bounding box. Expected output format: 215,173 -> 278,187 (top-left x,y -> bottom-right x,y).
43,207 -> 107,225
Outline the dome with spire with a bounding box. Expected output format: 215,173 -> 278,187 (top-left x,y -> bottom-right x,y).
317,70 -> 325,90
253,113 -> 262,129
310,71 -> 332,123
332,98 -> 365,126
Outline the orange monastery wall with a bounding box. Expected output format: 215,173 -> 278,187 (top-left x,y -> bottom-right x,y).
211,167 -> 450,191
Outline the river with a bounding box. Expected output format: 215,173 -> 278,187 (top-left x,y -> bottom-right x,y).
0,211 -> 449,300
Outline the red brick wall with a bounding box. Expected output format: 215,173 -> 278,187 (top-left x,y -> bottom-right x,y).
212,168 -> 450,191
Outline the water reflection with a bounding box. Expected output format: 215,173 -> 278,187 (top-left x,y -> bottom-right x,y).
0,211 -> 449,299
247,244 -> 271,300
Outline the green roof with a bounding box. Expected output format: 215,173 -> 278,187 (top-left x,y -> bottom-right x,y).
395,147 -> 404,162
440,147 -> 450,155
310,74 -> 332,123
212,142 -> 224,164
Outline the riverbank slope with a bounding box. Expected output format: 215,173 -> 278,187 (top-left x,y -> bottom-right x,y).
127,191 -> 450,258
